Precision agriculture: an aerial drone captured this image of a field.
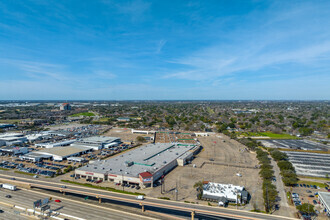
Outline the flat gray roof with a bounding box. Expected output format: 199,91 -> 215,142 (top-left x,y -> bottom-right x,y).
319,192 -> 330,209
77,136 -> 120,144
36,146 -> 92,157
77,143 -> 197,178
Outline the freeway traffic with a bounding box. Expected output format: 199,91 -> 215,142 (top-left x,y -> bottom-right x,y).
0,173 -> 295,220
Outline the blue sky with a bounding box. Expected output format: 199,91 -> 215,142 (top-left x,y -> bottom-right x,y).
0,0 -> 329,100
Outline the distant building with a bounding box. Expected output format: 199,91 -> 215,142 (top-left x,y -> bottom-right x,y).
60,103 -> 71,111
70,136 -> 121,151
0,146 -> 28,155
0,133 -> 27,146
117,117 -> 130,122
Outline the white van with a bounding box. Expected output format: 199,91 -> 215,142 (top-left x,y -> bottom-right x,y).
136,195 -> 144,200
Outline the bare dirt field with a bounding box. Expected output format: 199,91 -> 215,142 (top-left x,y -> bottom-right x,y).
147,134 -> 264,211
103,127 -> 153,143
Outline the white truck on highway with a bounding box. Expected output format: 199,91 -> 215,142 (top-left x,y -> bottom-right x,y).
1,183 -> 17,191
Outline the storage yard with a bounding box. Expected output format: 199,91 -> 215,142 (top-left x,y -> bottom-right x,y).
283,151 -> 330,178
261,139 -> 329,151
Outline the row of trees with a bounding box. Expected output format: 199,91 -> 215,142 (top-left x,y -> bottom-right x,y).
268,149 -> 298,186
256,148 -> 278,213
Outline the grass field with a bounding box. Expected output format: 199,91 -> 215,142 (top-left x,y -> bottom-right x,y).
69,112 -> 95,117
240,132 -> 298,139
297,180 -> 327,188
61,180 -> 145,196
14,171 -> 35,176
298,175 -> 330,181
0,119 -> 21,123
277,148 -> 330,154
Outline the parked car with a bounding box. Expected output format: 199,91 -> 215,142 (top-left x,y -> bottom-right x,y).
313,200 -> 317,205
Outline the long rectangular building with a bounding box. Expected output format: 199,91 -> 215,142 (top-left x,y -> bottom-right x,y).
75,143 -> 200,186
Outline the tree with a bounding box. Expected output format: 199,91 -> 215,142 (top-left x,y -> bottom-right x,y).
296,203 -> 315,215
194,181 -> 204,200
136,136 -> 145,143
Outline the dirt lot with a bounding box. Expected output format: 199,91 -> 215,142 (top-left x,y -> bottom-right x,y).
146,134 -> 264,211
103,127 -> 153,143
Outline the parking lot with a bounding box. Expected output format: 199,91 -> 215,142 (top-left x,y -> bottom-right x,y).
261,139 -> 329,151
290,183 -> 330,218
283,151 -> 330,178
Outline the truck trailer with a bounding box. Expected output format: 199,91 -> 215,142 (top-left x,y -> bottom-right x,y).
1,183 -> 17,191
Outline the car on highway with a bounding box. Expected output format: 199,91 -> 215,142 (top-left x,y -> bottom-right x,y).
10,178 -> 15,180
55,199 -> 61,203
5,195 -> 12,198
61,185 -> 67,188
0,210 -> 4,213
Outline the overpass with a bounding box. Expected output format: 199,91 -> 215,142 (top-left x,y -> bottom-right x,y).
0,174 -> 295,220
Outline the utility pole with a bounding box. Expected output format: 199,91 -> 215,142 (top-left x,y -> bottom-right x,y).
122,172 -> 124,191
175,181 -> 178,201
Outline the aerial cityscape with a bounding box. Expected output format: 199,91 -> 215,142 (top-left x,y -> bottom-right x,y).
0,1 -> 329,220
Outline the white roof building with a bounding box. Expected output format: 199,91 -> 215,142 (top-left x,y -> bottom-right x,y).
203,182 -> 245,204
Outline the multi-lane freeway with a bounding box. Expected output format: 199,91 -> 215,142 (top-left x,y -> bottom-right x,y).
0,173 -> 295,220
0,186 -> 154,220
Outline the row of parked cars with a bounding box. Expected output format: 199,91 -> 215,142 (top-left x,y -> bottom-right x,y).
18,167 -> 56,177
115,182 -> 141,190
0,161 -> 23,169
292,193 -> 302,206
35,163 -> 60,170
296,183 -> 320,189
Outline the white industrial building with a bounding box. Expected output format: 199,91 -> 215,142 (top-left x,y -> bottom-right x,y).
35,139 -> 77,148
0,133 -> 27,146
202,182 -> 249,205
194,132 -> 209,137
21,146 -> 92,162
0,146 -> 28,155
131,129 -> 156,134
70,136 -> 121,150
318,192 -> 330,216
75,143 -> 200,186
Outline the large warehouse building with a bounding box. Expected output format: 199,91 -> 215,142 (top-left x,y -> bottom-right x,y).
75,143 -> 200,186
70,136 -> 121,150
21,146 -> 93,162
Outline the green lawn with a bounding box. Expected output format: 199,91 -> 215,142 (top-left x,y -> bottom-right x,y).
61,180 -> 145,196
14,171 -> 35,176
69,112 -> 95,117
240,132 -> 298,139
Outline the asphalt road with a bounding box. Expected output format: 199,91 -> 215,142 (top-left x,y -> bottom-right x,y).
0,173 -> 295,220
0,187 -> 154,220
270,158 -> 295,218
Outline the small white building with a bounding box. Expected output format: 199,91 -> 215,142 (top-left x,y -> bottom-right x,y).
194,132 -> 209,137
202,182 -> 248,204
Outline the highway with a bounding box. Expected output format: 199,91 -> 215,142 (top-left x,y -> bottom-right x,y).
0,173 -> 295,220
0,187 -> 155,220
